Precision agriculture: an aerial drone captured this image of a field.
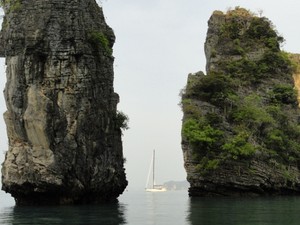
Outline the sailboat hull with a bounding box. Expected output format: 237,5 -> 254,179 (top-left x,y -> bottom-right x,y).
145,188 -> 167,192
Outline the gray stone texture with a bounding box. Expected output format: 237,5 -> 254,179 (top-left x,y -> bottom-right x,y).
0,0 -> 127,205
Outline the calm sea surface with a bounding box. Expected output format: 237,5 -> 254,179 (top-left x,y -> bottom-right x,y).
0,190 -> 300,224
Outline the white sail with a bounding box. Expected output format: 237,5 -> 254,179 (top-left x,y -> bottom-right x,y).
145,152 -> 154,188
145,150 -> 167,192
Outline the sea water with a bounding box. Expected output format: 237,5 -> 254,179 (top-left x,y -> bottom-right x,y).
0,190 -> 300,225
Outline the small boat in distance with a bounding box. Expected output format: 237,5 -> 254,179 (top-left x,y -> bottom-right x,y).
145,150 -> 167,192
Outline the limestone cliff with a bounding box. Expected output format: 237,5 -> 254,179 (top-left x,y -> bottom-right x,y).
181,7 -> 300,196
0,0 -> 127,205
291,54 -> 300,105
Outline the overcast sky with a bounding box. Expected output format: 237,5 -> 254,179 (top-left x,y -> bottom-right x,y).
1,0 -> 300,202
101,0 -> 300,190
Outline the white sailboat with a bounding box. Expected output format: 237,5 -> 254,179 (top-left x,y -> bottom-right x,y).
145,150 -> 167,192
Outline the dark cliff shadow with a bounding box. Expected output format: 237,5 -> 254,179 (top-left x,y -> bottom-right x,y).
186,196 -> 300,225
0,203 -> 127,225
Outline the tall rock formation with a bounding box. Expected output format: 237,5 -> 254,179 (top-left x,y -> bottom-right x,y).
181,7 -> 300,196
0,0 -> 127,205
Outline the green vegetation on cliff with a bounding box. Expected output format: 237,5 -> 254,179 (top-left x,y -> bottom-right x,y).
181,7 -> 300,180
116,110 -> 129,133
0,0 -> 21,12
88,30 -> 113,56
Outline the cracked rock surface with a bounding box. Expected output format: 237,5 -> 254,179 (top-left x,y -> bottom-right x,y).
0,0 -> 127,205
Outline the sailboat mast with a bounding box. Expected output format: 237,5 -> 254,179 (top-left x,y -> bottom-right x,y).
152,149 -> 155,189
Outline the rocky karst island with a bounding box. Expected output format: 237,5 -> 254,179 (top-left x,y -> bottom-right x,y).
0,0 -> 127,205
1,0 -> 300,206
181,7 -> 300,196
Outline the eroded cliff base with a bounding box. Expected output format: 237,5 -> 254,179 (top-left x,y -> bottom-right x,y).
12,191 -> 121,206
188,159 -> 300,197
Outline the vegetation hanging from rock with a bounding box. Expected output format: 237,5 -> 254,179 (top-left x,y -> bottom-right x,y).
181,7 -> 300,196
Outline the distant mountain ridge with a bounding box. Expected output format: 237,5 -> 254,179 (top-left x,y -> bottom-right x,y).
163,180 -> 190,190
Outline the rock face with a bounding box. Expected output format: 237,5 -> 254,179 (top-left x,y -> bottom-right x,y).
0,0 -> 127,205
181,8 -> 300,196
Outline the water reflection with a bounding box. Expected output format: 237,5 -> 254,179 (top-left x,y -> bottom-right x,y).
0,203 -> 126,225
187,196 -> 300,225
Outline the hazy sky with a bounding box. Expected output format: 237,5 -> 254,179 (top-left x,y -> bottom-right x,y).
101,0 -> 300,190
1,0 -> 300,202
